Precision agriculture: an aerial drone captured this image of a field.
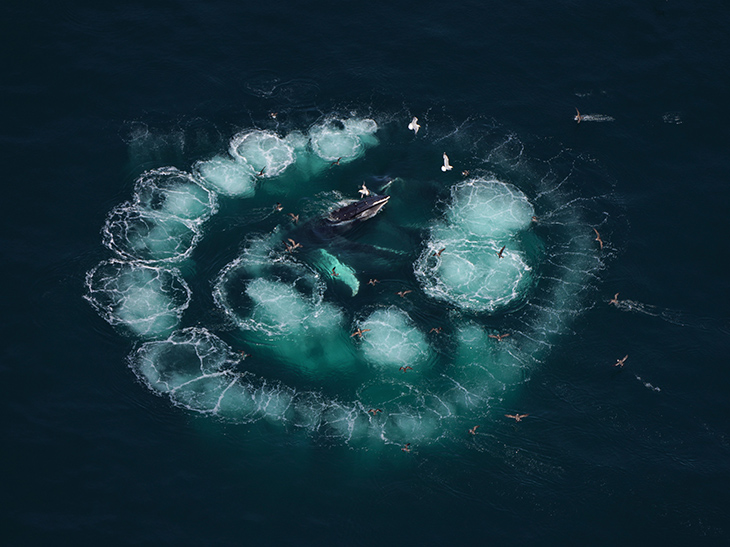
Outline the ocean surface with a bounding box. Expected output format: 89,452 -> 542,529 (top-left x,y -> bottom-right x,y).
3,1 -> 730,545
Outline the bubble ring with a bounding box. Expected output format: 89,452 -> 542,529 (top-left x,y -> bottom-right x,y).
84,259 -> 192,338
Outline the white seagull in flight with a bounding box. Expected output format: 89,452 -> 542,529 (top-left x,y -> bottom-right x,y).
441,152 -> 453,172
408,117 -> 420,134
358,183 -> 370,197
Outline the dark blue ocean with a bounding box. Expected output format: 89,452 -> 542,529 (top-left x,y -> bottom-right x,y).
3,1 -> 730,545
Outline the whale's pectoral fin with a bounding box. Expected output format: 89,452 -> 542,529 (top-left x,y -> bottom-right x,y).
311,249 -> 360,296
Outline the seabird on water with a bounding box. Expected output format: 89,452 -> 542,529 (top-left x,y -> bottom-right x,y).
441,153 -> 453,172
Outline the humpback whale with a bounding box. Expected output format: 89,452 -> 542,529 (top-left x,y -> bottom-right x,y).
325,194 -> 390,226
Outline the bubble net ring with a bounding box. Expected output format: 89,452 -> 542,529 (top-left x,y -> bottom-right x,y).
86,113 -> 610,449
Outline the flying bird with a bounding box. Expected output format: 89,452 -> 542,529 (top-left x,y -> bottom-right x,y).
239,350 -> 251,359
331,157 -> 342,166
273,202 -> 283,212
269,112 -> 278,120
593,228 -> 603,249
488,333 -> 510,342
402,443 -> 412,452
368,408 -> 382,415
408,117 -> 420,135
399,366 -> 413,372
351,328 -> 370,338
284,238 -> 302,252
441,153 -> 453,172
505,414 -> 529,422
288,213 -> 299,224
368,278 -> 379,286
461,170 -> 470,177
574,107 -> 583,123
396,290 -> 412,298
497,245 -> 506,259
433,247 -> 445,257
429,327 -> 443,334
469,425 -> 480,435
332,267 -> 339,277
358,183 -> 371,197
609,293 -> 620,306
614,355 -> 629,368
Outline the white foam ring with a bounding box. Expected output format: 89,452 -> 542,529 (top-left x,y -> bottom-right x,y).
84,259 -> 191,339
102,167 -> 216,263
308,117 -> 379,162
229,130 -> 295,177
212,233 -> 327,336
212,235 -> 361,374
414,177 -> 535,313
133,167 -> 217,224
193,156 -> 257,198
102,202 -> 202,263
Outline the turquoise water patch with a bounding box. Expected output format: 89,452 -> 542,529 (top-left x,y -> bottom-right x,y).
359,308 -> 431,371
